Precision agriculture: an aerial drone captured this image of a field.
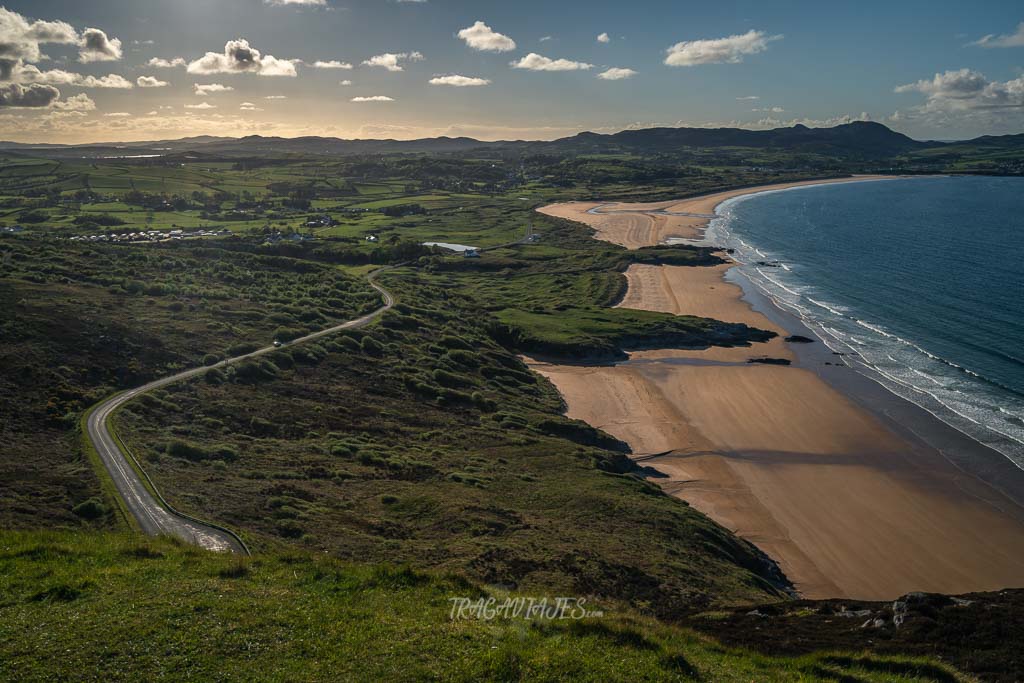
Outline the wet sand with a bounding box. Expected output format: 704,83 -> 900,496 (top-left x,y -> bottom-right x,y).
537,176 -> 895,247
527,178 -> 1024,600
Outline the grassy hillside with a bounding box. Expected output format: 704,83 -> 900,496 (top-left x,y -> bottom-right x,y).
112,267 -> 785,612
0,235 -> 378,529
0,531 -> 967,682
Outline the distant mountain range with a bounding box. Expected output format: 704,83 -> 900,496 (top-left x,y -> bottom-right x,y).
2,122 -> 1021,159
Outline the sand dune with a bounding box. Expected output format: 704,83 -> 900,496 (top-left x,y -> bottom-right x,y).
527,178 -> 1024,600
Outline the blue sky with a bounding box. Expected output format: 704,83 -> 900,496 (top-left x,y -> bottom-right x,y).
1,0 -> 1022,143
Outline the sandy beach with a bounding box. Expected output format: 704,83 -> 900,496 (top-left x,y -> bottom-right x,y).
528,177 -> 1024,600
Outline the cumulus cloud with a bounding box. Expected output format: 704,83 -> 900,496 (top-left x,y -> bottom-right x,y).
597,32 -> 610,44
265,94 -> 287,99
187,38 -> 298,76
266,0 -> 326,4
894,69 -> 1024,125
736,95 -> 759,100
457,21 -> 516,52
752,106 -> 785,113
137,75 -> 168,88
510,53 -> 592,71
77,73 -> 133,88
428,74 -> 490,86
351,95 -> 393,102
361,52 -> 424,71
17,66 -> 133,88
664,30 -> 781,66
147,57 -> 186,68
895,69 -> 992,100
311,60 -> 352,69
0,82 -> 59,107
52,93 -> 96,111
339,79 -> 352,86
194,82 -> 234,95
970,22 -> 1024,48
104,112 -> 131,117
185,101 -> 217,109
597,67 -> 635,80
79,28 -> 123,63
239,102 -> 262,111
0,8 -> 79,63
697,112 -> 873,131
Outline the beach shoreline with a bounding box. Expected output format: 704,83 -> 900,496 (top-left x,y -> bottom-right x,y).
529,176 -> 1024,600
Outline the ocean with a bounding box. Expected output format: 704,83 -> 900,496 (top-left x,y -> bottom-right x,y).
707,175 -> 1024,470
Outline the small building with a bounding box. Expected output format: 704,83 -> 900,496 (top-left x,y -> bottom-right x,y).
463,248 -> 480,258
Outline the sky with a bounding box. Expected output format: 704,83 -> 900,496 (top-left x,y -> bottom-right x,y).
0,0 -> 1022,144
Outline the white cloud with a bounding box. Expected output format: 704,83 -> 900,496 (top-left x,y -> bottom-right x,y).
194,83 -> 234,95
104,112 -> 132,117
147,57 -> 186,68
736,95 -> 759,100
970,22 -> 1024,48
52,93 -> 96,111
895,69 -> 992,99
79,74 -> 133,89
664,30 -> 781,66
597,67 -> 635,80
185,101 -> 217,109
0,83 -> 60,108
597,32 -> 610,44
265,95 -> 287,99
187,38 -> 298,76
239,102 -> 263,111
351,95 -> 394,102
510,53 -> 593,72
79,28 -> 123,63
266,0 -> 327,5
752,106 -> 785,113
0,8 -> 79,63
457,21 -> 516,52
697,112 -> 873,131
428,74 -> 490,86
894,68 -> 1024,127
339,79 -> 352,86
361,51 -> 423,71
19,66 -> 134,89
539,36 -> 552,42
311,60 -> 352,69
137,75 -> 169,88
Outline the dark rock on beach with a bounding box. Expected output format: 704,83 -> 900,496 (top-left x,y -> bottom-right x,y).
748,357 -> 792,366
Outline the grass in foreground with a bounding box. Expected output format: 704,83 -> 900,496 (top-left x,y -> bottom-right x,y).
0,531 -> 967,682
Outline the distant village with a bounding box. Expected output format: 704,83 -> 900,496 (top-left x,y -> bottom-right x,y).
66,228 -> 233,243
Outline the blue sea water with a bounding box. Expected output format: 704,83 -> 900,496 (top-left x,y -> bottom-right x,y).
707,176 -> 1024,469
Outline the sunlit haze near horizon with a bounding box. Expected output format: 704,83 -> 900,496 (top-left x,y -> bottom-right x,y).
1,0 -> 1022,144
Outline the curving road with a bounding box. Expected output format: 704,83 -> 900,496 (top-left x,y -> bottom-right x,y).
85,270 -> 396,554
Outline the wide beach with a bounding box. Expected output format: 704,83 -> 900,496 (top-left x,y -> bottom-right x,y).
529,177 -> 1024,600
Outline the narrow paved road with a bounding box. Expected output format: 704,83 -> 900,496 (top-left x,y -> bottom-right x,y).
85,270 -> 396,553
